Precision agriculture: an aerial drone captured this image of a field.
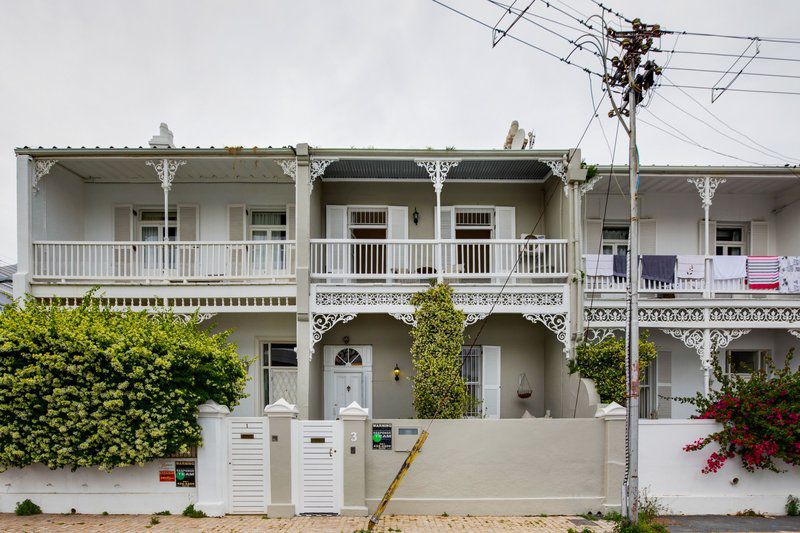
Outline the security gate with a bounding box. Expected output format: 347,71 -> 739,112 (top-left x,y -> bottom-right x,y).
228,418 -> 269,514
297,420 -> 342,514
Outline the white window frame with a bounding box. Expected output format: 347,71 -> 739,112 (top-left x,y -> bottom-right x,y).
347,206 -> 388,234
725,349 -> 767,378
258,339 -> 298,409
137,207 -> 177,242
601,222 -> 630,256
639,362 -> 658,419
715,222 -> 748,256
461,345 -> 483,418
454,207 -> 495,233
249,207 -> 288,241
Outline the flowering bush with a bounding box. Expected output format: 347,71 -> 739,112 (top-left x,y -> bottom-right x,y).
409,283 -> 469,419
0,297 -> 248,471
677,350 -> 800,474
570,333 -> 658,405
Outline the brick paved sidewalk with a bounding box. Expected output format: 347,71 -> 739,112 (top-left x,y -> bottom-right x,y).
0,513 -> 615,532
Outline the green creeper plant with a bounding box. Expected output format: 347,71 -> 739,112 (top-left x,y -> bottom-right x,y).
0,296 -> 249,472
569,332 -> 658,405
409,284 -> 469,419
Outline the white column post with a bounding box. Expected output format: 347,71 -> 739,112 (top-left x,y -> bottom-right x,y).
14,156 -> 33,299
702,327 -> 712,395
416,159 -> 459,284
195,400 -> 230,517
146,159 -> 186,278
688,176 -> 725,297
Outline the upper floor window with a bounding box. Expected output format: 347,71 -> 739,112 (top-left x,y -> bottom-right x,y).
250,210 -> 287,241
716,224 -> 747,256
602,225 -> 629,256
139,209 -> 176,242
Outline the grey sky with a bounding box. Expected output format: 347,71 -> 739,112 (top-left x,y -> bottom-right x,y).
2,0 -> 799,262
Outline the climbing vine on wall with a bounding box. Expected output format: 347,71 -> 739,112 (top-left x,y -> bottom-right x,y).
409,284 -> 470,419
678,350 -> 800,474
0,296 -> 249,471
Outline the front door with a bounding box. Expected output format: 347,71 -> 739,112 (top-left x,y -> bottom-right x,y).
323,345 -> 373,420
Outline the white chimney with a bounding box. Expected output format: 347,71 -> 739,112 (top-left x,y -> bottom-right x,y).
149,123 -> 174,148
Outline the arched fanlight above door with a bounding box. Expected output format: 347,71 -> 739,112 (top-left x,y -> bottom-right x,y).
335,347 -> 363,366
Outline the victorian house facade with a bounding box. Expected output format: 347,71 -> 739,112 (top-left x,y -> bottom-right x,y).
13,125 -> 800,420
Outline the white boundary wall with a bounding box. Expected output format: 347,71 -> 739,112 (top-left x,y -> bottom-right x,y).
640,420 -> 800,515
0,462 -> 197,515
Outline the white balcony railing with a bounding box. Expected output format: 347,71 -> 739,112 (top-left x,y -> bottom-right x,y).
311,239 -> 568,283
583,255 -> 778,295
32,241 -> 296,282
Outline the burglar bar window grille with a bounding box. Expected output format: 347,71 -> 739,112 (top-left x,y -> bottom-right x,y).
349,208 -> 387,227
455,208 -> 493,228
461,345 -> 482,417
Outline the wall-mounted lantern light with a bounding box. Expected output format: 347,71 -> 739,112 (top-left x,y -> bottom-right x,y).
393,363 -> 401,381
412,208 -> 419,225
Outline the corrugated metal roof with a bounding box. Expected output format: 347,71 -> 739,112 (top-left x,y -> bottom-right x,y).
322,158 -> 553,181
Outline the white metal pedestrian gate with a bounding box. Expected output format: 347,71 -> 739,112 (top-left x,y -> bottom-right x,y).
297,420 -> 342,514
228,418 -> 270,514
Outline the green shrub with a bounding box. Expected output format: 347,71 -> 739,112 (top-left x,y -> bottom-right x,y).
0,296 -> 249,471
409,284 -> 469,419
153,510 -> 171,515
787,495 -> 799,516
570,333 -> 658,405
182,504 -> 206,518
15,498 -> 42,516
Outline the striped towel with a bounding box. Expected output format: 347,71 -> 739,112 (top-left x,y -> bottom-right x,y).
747,256 -> 780,290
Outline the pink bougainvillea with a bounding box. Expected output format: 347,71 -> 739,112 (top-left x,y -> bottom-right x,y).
677,349 -> 800,474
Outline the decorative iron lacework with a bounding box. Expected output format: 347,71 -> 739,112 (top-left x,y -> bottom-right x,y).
709,307 -> 800,323
790,330 -> 800,340
687,177 -> 726,207
175,313 -> 216,324
32,159 -> 57,194
523,313 -> 568,344
543,159 -> 568,196
585,307 -> 705,324
311,313 -> 356,347
584,328 -> 623,343
661,328 -> 751,368
35,296 -> 295,309
389,313 -> 417,326
146,158 -> 186,192
310,158 -> 338,185
317,291 -> 563,308
276,159 -> 297,181
464,313 -> 488,326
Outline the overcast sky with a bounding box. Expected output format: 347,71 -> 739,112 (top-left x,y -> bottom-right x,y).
1,0 -> 799,262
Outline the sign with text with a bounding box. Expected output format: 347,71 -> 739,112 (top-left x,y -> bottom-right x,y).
175,461 -> 196,487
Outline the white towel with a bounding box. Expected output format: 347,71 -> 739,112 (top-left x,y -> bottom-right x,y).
585,254 -> 613,277
677,255 -> 705,279
713,255 -> 747,280
780,256 -> 800,294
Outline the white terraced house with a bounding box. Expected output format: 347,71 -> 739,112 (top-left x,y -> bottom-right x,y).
13,126 -> 800,421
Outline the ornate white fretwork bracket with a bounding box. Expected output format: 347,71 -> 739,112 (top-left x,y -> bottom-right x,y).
310,158 -> 338,187
543,158 -> 569,197
687,177 -> 726,208
789,330 -> 800,340
311,313 -> 356,359
524,313 -> 569,354
276,159 -> 297,182
464,313 -> 488,327
176,313 -> 216,324
146,159 -> 187,192
661,328 -> 750,368
32,159 -> 58,194
390,313 -> 417,327
415,159 -> 460,193
580,175 -> 605,195
584,328 -> 622,343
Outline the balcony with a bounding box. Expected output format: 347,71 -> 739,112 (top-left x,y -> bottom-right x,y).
583,255 -> 789,297
310,239 -> 568,283
32,241 -> 296,283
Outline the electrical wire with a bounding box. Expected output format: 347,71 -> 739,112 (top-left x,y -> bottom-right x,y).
666,66 -> 800,80
651,48 -> 800,63
660,30 -> 800,46
657,83 -> 800,97
431,0 -> 605,78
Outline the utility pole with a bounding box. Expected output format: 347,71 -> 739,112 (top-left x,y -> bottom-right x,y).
605,18 -> 662,525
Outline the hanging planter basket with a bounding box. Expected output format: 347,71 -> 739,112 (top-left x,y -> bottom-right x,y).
516,373 -> 532,399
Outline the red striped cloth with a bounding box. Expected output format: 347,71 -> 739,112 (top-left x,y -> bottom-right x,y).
747,256 -> 780,290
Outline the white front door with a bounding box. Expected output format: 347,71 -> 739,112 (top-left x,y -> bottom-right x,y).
323,345 -> 373,420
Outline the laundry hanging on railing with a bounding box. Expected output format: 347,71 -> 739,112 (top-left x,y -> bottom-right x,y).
712,255 -> 747,281
676,255 -> 705,280
747,256 -> 780,290
613,255 -> 627,278
779,256 -> 800,293
641,255 -> 677,284
584,254 -> 613,277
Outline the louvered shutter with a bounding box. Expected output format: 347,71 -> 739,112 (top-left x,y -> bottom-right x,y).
494,207 -> 516,281
440,206 -> 456,273
387,206 -> 408,277
326,205 -> 348,276
698,219 -> 716,255
750,221 -> 769,255
656,351 -> 672,419
227,205 -> 247,276
482,346 -> 502,419
177,204 -> 198,278
113,205 -> 133,277
639,219 -> 657,255
585,218 -> 602,255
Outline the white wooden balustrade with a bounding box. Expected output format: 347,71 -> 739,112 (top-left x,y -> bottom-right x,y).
310,239 -> 568,283
583,255 -> 778,295
32,241 -> 296,282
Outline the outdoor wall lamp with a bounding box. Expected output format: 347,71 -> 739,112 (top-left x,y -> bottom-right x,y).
393,363 -> 401,381
412,208 -> 419,225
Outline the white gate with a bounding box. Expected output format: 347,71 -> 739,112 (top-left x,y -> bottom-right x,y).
297,420 -> 342,514
228,417 -> 270,514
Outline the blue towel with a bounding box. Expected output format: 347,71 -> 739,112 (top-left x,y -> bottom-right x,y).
613,255 -> 627,278
641,255 -> 677,284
